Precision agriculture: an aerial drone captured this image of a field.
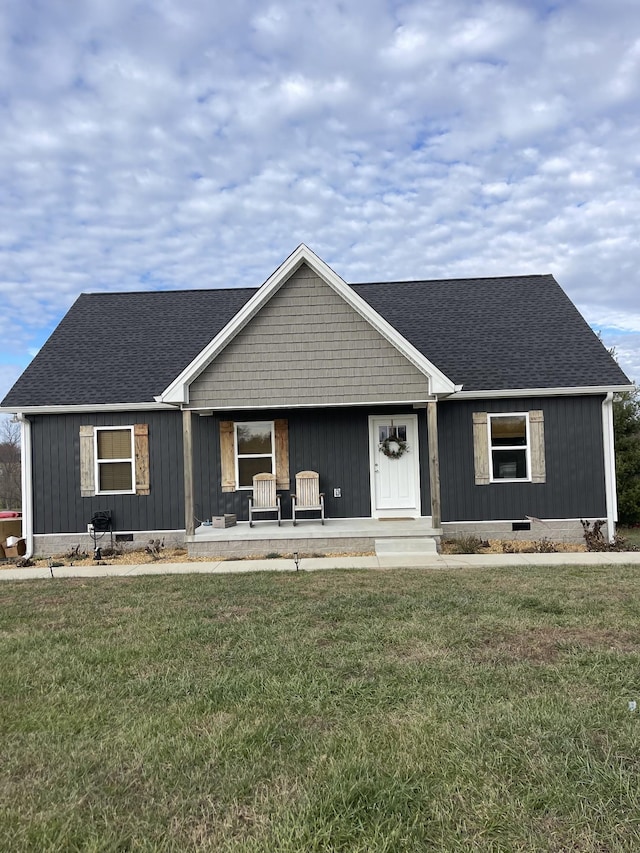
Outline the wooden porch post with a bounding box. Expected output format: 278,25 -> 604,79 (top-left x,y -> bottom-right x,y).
427,401 -> 441,529
183,409 -> 195,536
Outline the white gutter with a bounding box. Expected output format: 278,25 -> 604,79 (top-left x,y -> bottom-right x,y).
601,392 -> 618,543
452,384 -> 634,400
16,414 -> 33,560
0,402 -> 174,416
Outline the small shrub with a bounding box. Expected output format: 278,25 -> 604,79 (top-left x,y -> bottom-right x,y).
581,519 -> 634,552
533,538 -> 557,553
65,544 -> 89,560
101,546 -> 124,558
445,535 -> 484,554
145,539 -> 165,560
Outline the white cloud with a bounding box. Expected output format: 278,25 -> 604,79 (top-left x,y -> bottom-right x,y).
0,0 -> 639,401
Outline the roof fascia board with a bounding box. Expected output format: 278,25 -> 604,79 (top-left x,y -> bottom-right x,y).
0,402 -> 176,415
450,384 -> 635,400
159,244 -> 457,404
182,396 -> 439,412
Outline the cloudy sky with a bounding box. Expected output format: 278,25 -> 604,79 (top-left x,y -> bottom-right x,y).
1,0 -> 639,404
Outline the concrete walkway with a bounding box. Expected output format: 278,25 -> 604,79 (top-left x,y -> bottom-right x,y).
2,550 -> 640,580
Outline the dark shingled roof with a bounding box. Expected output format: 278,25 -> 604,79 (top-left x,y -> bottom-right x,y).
2,288 -> 255,407
2,274 -> 629,407
352,275 -> 630,392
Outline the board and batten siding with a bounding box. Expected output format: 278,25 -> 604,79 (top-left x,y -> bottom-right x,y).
30,410 -> 184,535
30,405 -> 432,534
188,263 -> 430,408
192,407 -> 432,522
438,396 -> 607,522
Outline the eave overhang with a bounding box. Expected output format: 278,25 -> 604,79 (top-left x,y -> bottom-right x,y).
0,402 -> 175,415
449,384 -> 635,400
156,244 -> 458,406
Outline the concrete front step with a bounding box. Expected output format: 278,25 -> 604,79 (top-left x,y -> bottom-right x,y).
375,537 -> 439,556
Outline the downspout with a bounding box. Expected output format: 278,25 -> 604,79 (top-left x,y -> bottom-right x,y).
16,414 -> 34,559
601,392 -> 618,543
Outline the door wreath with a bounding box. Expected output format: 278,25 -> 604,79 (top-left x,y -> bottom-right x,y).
379,435 -> 409,459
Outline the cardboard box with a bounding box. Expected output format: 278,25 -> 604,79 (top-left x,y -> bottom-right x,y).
212,514 -> 237,528
2,537 -> 26,559
0,518 -> 22,545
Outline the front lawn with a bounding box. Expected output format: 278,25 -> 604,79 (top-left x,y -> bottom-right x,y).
1,566 -> 640,851
619,525 -> 640,550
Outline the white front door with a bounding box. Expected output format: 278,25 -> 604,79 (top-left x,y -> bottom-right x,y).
369,415 -> 421,518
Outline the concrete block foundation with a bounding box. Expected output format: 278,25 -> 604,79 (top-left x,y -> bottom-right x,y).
441,518 -> 597,546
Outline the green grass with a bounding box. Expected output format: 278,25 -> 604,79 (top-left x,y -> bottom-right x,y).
619,526 -> 640,549
1,566 -> 640,851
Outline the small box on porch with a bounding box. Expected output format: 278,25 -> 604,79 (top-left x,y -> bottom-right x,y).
212,514 -> 237,528
2,536 -> 26,559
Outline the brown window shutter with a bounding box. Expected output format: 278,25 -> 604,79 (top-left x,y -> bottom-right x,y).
529,410 -> 546,483
79,425 -> 95,497
134,424 -> 150,495
274,419 -> 290,490
472,412 -> 490,485
220,421 -> 236,492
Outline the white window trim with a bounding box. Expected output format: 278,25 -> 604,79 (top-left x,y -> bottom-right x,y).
94,425 -> 136,495
487,412 -> 531,483
234,420 -> 275,490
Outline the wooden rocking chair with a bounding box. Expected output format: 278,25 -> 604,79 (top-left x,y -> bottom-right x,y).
291,471 -> 325,525
248,473 -> 281,527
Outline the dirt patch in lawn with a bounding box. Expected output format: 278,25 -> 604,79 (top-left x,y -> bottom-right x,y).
472,626 -> 640,663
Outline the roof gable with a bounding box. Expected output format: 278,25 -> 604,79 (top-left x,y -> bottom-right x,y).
187,262 -> 436,408
1,249 -> 631,411
158,244 -> 457,405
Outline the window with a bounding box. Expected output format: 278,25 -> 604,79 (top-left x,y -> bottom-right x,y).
219,419 -> 289,492
235,421 -> 275,489
488,413 -> 530,481
95,426 -> 136,494
80,424 -> 149,497
472,410 -> 545,486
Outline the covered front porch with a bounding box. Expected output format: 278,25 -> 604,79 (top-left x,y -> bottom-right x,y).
186,516 -> 441,559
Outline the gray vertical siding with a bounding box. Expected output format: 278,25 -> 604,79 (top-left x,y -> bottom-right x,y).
192,407 -> 431,522
193,408 -> 371,521
31,410 -> 184,534
31,394 -> 607,534
34,407 -> 429,533
438,396 -> 607,521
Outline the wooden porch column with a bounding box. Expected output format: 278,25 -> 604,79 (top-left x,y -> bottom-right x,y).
427,401 -> 441,529
182,409 -> 195,536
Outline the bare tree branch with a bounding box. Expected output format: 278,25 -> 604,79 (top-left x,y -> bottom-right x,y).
0,416 -> 21,510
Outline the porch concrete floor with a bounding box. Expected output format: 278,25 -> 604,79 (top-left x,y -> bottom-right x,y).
186,517 -> 441,558
192,517 -> 437,541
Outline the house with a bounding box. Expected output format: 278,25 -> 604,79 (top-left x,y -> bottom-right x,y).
1,244 -> 632,558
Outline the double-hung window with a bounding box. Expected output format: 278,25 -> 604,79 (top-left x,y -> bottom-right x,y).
95,426 -> 136,494
473,410 -> 545,485
488,413 -> 530,482
235,421 -> 275,489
